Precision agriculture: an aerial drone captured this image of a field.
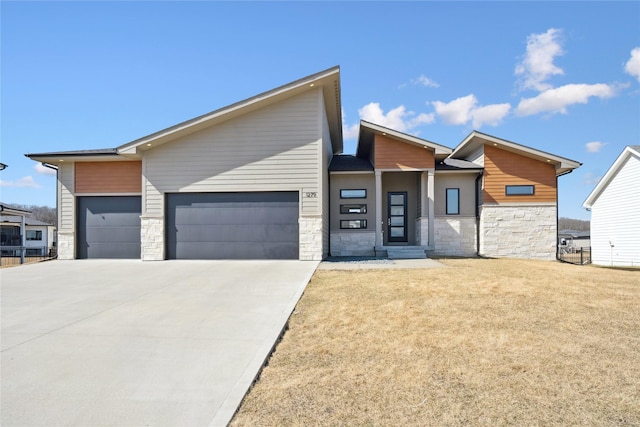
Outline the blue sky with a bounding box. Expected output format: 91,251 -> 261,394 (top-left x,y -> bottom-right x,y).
2,1 -> 639,220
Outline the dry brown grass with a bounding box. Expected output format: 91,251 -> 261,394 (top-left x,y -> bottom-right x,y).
232,258 -> 640,426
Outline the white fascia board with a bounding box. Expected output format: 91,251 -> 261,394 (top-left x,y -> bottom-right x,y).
583,146 -> 639,208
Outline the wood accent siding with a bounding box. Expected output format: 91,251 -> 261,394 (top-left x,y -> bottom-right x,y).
143,89 -> 322,215
373,135 -> 435,170
58,162 -> 75,230
75,161 -> 142,193
483,144 -> 556,203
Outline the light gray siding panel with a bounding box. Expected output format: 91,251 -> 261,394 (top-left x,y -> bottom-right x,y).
144,90 -> 322,215
434,173 -> 478,216
59,162 -> 75,231
590,155 -> 640,266
320,94 -> 332,257
466,146 -> 485,166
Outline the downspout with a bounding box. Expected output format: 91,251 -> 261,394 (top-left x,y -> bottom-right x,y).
475,171 -> 483,256
42,162 -> 59,258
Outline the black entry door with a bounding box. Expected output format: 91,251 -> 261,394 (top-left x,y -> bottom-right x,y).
387,192 -> 407,242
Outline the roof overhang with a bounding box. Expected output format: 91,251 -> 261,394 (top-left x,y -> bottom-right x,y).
356,121 -> 452,160
118,66 -> 343,155
0,203 -> 31,216
451,131 -> 582,176
24,149 -> 130,165
583,145 -> 640,209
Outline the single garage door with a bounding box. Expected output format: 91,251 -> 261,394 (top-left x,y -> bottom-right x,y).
76,196 -> 141,259
166,192 -> 299,260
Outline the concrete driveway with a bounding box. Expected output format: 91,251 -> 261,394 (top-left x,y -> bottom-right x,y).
1,259 -> 318,427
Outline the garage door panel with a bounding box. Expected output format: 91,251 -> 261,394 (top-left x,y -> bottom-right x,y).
167,192 -> 299,260
77,196 -> 141,259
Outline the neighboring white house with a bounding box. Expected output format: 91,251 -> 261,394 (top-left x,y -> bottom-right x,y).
583,145 -> 640,267
0,215 -> 56,256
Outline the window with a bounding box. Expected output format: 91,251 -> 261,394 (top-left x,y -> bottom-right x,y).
340,204 -> 367,214
446,188 -> 460,215
505,185 -> 535,196
26,230 -> 42,241
340,189 -> 366,199
340,219 -> 367,229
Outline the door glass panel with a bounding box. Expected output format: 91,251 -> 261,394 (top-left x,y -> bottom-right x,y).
390,227 -> 405,237
390,194 -> 404,205
390,206 -> 404,216
390,216 -> 404,226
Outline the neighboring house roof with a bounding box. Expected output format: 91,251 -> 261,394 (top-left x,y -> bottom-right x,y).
436,158 -> 484,171
583,145 -> 640,208
26,66 -> 343,163
356,120 -> 452,160
0,203 -> 31,216
558,229 -> 590,238
451,130 -> 582,176
329,155 -> 374,172
0,215 -> 54,227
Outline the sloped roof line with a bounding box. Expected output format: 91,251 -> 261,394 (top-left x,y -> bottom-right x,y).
451,130 -> 582,168
583,145 -> 640,208
357,120 -> 452,155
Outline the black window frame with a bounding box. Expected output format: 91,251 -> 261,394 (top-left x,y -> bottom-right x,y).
340,219 -> 367,229
505,185 -> 535,196
446,188 -> 460,215
340,204 -> 367,214
340,189 -> 367,199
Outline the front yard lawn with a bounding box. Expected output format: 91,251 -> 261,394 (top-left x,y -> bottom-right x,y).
232,258 -> 640,426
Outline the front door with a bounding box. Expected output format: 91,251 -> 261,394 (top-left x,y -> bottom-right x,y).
387,192 -> 407,242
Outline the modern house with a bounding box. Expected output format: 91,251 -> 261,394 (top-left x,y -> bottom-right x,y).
583,145 -> 640,267
26,66 -> 581,261
0,215 -> 56,256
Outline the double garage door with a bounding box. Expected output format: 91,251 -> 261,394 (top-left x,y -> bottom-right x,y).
76,192 -> 299,260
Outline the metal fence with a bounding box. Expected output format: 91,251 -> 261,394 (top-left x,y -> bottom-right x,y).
557,246 -> 591,265
0,246 -> 56,266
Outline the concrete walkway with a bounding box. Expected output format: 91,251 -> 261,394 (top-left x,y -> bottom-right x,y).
1,259 -> 318,427
318,257 -> 447,270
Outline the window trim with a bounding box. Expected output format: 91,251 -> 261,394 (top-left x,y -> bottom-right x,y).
340,219 -> 367,229
505,185 -> 535,196
340,189 -> 367,199
446,188 -> 460,215
340,204 -> 367,214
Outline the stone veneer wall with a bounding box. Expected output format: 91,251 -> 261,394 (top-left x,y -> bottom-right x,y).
57,231 -> 75,260
416,217 -> 429,247
433,217 -> 477,256
330,231 -> 376,256
479,204 -> 557,260
141,215 -> 164,261
299,216 -> 324,260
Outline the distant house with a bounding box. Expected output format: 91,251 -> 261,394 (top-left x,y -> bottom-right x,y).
583,145 -> 640,267
558,229 -> 591,249
25,67 -> 581,261
0,215 -> 56,256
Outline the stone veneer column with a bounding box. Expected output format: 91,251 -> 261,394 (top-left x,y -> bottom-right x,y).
56,230 -> 75,259
479,204 -> 557,260
299,216 -> 323,260
140,214 -> 164,261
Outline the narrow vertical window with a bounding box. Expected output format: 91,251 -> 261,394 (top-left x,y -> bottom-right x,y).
446,188 -> 460,215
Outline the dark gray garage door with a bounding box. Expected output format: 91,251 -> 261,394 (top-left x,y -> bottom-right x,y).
77,196 -> 141,259
166,192 -> 299,260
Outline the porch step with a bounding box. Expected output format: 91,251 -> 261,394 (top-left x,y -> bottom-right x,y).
386,247 -> 427,259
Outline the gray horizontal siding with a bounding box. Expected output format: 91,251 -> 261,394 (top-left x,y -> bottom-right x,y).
59,163 -> 74,231
144,89 -> 322,215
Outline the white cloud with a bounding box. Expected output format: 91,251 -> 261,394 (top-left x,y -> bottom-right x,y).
341,108 -> 360,140
515,28 -> 565,92
624,47 -> 640,83
358,102 -> 435,132
583,172 -> 602,186
34,163 -> 57,176
432,94 -> 511,128
0,176 -> 41,189
585,141 -> 607,153
412,75 -> 439,88
515,83 -> 620,116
